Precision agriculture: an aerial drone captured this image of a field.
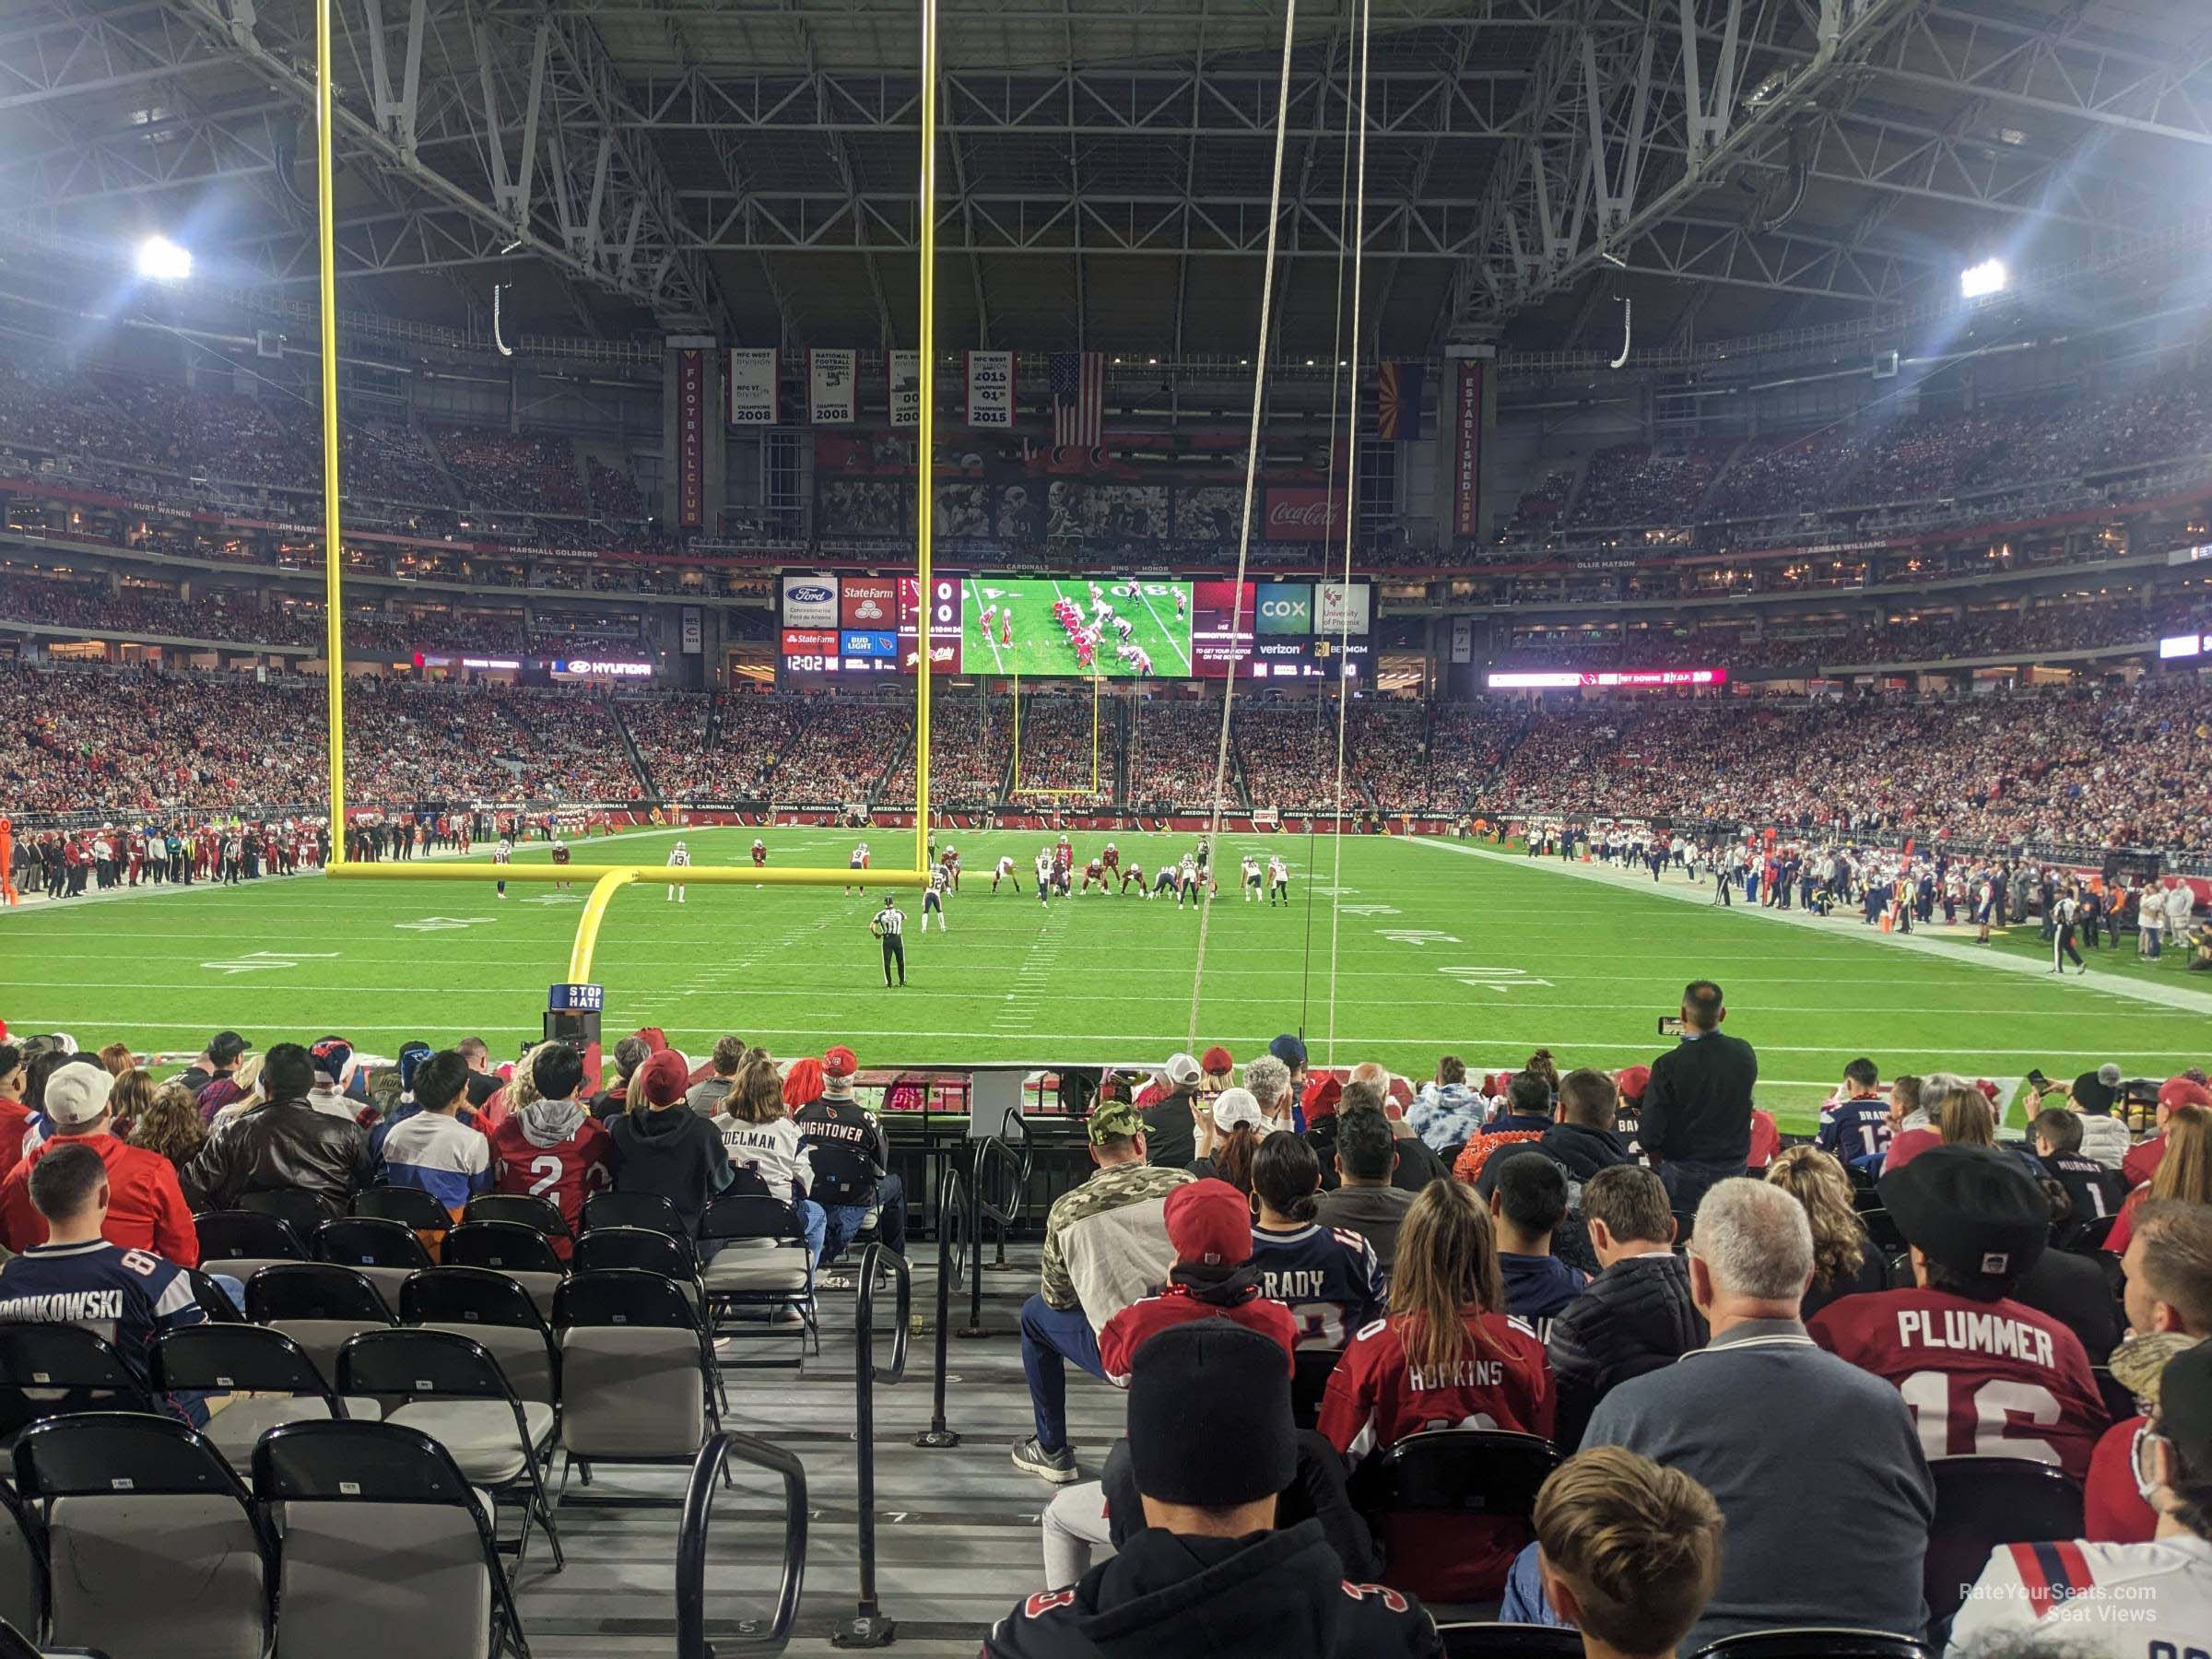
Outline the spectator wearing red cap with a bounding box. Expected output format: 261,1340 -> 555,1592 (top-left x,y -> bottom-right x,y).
796,1044 -> 906,1275
2124,1076 -> 2212,1189
1197,1047 -> 1234,1100
1100,1181 -> 1300,1382
608,1048 -> 735,1239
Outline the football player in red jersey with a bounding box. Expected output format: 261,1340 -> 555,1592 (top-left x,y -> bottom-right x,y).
487,1044 -> 616,1259
1318,1181 -> 1551,1601
1808,1145 -> 2107,1482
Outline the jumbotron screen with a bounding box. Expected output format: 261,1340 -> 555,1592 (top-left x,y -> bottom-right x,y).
961,576 -> 1194,678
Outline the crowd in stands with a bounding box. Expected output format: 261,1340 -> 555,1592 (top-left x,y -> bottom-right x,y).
759,697 -> 909,805
623,694 -> 718,798
1565,441 -> 1729,529
430,428 -> 586,516
885,699 -> 1008,808
585,456 -> 645,518
1004,694 -> 1112,807
1126,700 -> 1236,811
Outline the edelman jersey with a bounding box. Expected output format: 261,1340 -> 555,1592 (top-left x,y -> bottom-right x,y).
1100,1287 -> 1300,1385
488,1116 -> 618,1254
1818,1097 -> 1893,1164
1948,1535 -> 2212,1648
1248,1225 -> 1385,1351
0,1240 -> 206,1418
1808,1288 -> 2107,1482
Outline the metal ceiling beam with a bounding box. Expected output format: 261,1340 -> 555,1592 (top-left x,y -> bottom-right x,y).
0,0 -> 236,114
777,0 -> 893,347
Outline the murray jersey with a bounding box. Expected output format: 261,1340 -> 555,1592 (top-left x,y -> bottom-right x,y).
0,1240 -> 206,1415
1248,1225 -> 1386,1351
1949,1535 -> 2212,1649
1808,1288 -> 2107,1481
2039,1151 -> 2127,1224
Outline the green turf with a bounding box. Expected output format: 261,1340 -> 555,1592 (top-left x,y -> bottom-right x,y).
960,577 -> 1192,677
4,827 -> 2206,1136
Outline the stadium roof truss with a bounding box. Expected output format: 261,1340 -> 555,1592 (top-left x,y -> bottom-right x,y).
1,0 -> 2209,350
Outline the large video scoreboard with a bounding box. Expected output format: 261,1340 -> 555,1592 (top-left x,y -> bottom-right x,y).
778,571 -> 1369,682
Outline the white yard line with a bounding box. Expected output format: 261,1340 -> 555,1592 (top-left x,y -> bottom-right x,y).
1407,835 -> 2212,1019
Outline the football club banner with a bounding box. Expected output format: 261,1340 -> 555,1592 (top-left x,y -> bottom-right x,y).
809,349 -> 857,424
1451,616 -> 1473,664
965,350 -> 1015,429
674,347 -> 706,529
726,348 -> 778,425
1452,359 -> 1484,541
887,349 -> 921,428
1377,359 -> 1427,441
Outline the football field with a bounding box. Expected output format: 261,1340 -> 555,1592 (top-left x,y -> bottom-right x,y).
3,827 -> 2206,1135
959,577 -> 1192,678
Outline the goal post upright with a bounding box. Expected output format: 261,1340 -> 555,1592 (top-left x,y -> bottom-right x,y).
315,0 -> 346,863
911,0 -> 938,877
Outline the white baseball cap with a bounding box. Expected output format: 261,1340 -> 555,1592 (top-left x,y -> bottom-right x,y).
1164,1053 -> 1203,1088
1212,1088 -> 1271,1135
46,1065 -> 115,1128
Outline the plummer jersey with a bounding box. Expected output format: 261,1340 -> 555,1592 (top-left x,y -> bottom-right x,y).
1248,1225 -> 1386,1351
1808,1288 -> 2108,1482
1948,1535 -> 2212,1648
1099,1286 -> 1300,1385
0,1240 -> 207,1418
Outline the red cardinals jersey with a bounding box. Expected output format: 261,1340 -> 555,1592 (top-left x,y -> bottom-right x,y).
488,1116 -> 617,1257
1098,1285 -> 1299,1385
1807,1288 -> 2106,1481
1317,1310 -> 1553,1602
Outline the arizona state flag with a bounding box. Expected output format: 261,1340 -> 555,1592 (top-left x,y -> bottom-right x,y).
1376,359 -> 1426,441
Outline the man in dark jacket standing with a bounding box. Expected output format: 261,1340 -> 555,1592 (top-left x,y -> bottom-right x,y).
1547,1166 -> 1705,1447
1640,980 -> 1758,1216
180,1042 -> 371,1219
984,1321 -> 1441,1658
1140,1053 -> 1204,1170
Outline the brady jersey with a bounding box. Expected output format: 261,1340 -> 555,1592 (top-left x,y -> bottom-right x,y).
1808,1288 -> 2107,1481
1247,1224 -> 1385,1351
488,1115 -> 618,1255
0,1240 -> 206,1417
1099,1285 -> 1300,1385
1818,1097 -> 1893,1164
1948,1535 -> 2212,1649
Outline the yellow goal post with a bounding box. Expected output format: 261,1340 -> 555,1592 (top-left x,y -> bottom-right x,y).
319,0 -> 944,982
1007,666 -> 1104,801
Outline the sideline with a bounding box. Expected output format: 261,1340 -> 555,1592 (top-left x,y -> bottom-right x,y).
1407,834 -> 2212,1019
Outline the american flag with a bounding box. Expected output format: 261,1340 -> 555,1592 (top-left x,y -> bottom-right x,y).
1050,351 -> 1105,448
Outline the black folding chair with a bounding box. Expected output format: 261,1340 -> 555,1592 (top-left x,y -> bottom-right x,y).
1346,1429 -> 1560,1606
255,1418 -> 531,1658
243,1262 -> 399,1390
193,1208 -> 306,1281
154,1324 -> 363,1469
1436,1625 -> 1586,1657
553,1269 -> 725,1489
239,1186 -> 335,1236
441,1221 -> 569,1322
2057,1212 -> 2119,1255
14,1412 -> 274,1659
696,1194 -> 817,1358
582,1191 -> 684,1237
573,1224 -> 704,1288
400,1266 -> 561,1408
338,1328 -> 565,1571
355,1185 -> 458,1235
183,1265 -> 248,1324
1923,1456 -> 2085,1628
315,1216 -> 437,1313
0,1481 -> 42,1644
465,1192 -> 573,1245
1690,1631 -> 1930,1659
1858,1206 -> 1908,1255
0,1326 -> 159,1439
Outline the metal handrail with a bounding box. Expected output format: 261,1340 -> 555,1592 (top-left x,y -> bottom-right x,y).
676,1431 -> 807,1658
835,1245 -> 912,1647
916,1165 -> 967,1449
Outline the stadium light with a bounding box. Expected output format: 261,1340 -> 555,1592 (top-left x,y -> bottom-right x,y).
135,234 -> 192,282
1960,258 -> 2008,299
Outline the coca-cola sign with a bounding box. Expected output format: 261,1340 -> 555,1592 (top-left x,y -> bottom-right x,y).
1263,487 -> 1345,541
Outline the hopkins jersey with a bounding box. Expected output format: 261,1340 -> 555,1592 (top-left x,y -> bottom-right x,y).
1247,1224 -> 1386,1351
0,1240 -> 206,1415
1818,1097 -> 1893,1164
1808,1288 -> 2108,1482
794,1098 -> 888,1206
1317,1312 -> 1554,1461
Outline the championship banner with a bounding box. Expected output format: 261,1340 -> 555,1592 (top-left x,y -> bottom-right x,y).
1451,616 -> 1473,664
966,350 -> 1015,429
887,349 -> 921,428
681,606 -> 703,654
726,348 -> 778,425
674,347 -> 706,529
1452,359 -> 1483,540
809,349 -> 857,424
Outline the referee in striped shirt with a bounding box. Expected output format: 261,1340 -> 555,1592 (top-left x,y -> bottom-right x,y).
872,896 -> 906,986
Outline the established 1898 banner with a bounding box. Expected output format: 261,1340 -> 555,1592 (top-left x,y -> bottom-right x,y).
726,348 -> 778,425
965,350 -> 1015,428
675,347 -> 706,529
1452,358 -> 1483,541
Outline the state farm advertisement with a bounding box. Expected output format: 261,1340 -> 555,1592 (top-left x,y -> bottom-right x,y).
840,577 -> 897,629
1263,486 -> 1345,541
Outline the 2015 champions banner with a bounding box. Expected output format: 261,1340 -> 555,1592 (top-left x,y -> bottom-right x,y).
966,351 -> 1015,429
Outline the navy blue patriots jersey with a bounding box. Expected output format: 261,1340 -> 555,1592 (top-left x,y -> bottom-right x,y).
1818,1098 -> 1893,1164
1249,1223 -> 1386,1351
0,1240 -> 209,1423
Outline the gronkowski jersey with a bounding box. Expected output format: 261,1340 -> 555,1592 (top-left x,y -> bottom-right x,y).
1248,1224 -> 1386,1351
1818,1097 -> 1893,1164
1808,1288 -> 2107,1482
488,1116 -> 618,1254
1099,1284 -> 1300,1385
0,1240 -> 206,1418
1948,1535 -> 2212,1649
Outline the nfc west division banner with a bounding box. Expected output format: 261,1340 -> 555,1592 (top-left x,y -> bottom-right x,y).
727,348 -> 778,425
888,350 -> 921,428
966,350 -> 1015,428
809,348 -> 857,424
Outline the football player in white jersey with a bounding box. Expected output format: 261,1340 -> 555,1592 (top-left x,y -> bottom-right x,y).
666,840 -> 690,903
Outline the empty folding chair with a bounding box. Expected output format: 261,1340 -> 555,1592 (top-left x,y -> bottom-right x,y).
0,1325 -> 159,1440
0,1484 -> 42,1641
1923,1456 -> 2083,1628
440,1222 -> 567,1323
400,1267 -> 560,1409
155,1324 -> 376,1471
1689,1631 -> 1929,1659
254,1418 -> 529,1659
338,1328 -> 563,1570
696,1195 -> 816,1354
239,1188 -> 335,1238
582,1191 -> 683,1237
314,1216 -> 435,1314
463,1193 -> 572,1250
571,1225 -> 706,1316
553,1269 -> 720,1491
1347,1428 -> 1560,1606
1435,1625 -> 1586,1657
13,1412 -> 272,1659
193,1209 -> 306,1284
354,1185 -> 457,1239
184,1266 -> 249,1324
243,1263 -> 397,1391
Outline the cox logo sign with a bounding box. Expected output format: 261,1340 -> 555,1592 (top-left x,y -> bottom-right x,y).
1255,582 -> 1313,635
782,577 -> 840,626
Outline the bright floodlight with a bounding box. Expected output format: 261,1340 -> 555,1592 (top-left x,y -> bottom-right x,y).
1960,258 -> 2008,299
135,235 -> 192,282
